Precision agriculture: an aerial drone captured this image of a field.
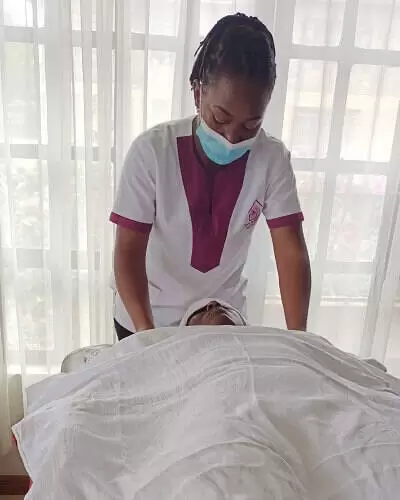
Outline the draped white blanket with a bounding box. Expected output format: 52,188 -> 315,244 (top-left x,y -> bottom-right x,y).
13,327 -> 400,499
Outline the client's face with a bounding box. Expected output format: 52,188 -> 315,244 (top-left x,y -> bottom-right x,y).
187,301 -> 236,326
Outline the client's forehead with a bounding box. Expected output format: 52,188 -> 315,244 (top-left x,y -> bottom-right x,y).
186,302 -> 218,324
196,301 -> 221,312
182,299 -> 246,327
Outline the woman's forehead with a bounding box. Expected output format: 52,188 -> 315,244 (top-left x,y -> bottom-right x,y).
202,75 -> 271,118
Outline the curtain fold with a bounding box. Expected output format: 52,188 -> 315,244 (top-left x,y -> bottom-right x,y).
0,239 -> 11,455
1,0 -> 399,452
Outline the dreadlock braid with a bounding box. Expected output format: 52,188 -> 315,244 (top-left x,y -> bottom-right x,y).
190,13 -> 276,91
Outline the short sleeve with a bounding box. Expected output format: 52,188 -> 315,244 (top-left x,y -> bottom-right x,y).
263,144 -> 304,229
110,134 -> 156,234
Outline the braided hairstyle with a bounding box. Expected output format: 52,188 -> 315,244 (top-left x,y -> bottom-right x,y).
190,13 -> 276,91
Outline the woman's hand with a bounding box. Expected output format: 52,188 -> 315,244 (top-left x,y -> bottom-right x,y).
135,321 -> 155,333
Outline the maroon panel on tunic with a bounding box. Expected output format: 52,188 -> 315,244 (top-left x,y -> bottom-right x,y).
177,135 -> 248,273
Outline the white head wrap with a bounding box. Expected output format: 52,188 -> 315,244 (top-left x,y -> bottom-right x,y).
180,298 -> 247,327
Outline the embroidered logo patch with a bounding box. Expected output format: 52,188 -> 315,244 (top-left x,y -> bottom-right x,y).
245,201 -> 263,229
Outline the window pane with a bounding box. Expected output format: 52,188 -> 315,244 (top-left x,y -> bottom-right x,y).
4,268 -> 53,352
131,0 -> 182,35
73,48 -> 115,147
3,0 -> 33,27
74,161 -> 113,252
200,0 -> 238,37
293,0 -> 346,46
318,273 -> 373,352
131,0 -> 147,33
38,45 -> 48,144
327,174 -> 387,262
10,159 -> 50,250
150,0 -> 182,36
147,51 -> 176,127
20,269 -> 53,351
296,171 -> 325,260
0,85 -> 4,144
0,162 -> 11,247
385,305 -> 400,377
341,65 -> 400,162
322,273 -> 372,299
3,283 -> 18,351
283,60 -> 337,158
71,0 -> 97,31
355,0 -> 400,50
71,0 -> 81,30
313,303 -> 367,353
199,0 -> 256,36
131,50 -> 145,136
72,47 -> 85,147
38,0 -> 45,27
4,43 -> 41,144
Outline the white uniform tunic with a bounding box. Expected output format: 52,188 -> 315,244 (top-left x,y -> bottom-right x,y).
110,117 -> 303,331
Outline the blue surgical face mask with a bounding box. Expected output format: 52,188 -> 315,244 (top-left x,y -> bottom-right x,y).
196,118 -> 257,166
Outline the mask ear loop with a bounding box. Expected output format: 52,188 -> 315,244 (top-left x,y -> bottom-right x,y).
193,80 -> 204,116
197,81 -> 206,123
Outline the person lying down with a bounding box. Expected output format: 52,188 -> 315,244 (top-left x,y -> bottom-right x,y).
181,298 -> 248,327
14,312 -> 400,499
182,299 -> 387,372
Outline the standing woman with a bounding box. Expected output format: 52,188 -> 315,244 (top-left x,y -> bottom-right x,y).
110,13 -> 311,339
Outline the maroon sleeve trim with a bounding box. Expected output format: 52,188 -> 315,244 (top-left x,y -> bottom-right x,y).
267,212 -> 304,229
109,212 -> 153,234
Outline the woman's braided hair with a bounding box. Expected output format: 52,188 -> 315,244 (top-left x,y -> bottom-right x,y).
190,13 -> 276,91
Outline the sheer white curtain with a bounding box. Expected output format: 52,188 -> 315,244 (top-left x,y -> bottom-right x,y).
0,0 -> 400,453
0,241 -> 11,454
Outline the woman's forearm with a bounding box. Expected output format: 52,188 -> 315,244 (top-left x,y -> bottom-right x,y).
114,227 -> 154,332
278,250 -> 311,331
271,224 -> 311,332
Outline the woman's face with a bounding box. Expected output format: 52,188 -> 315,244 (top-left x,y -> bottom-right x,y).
194,75 -> 272,144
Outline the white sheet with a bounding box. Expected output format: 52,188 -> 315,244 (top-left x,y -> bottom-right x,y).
13,327 -> 400,499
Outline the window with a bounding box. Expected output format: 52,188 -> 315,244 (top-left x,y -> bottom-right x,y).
267,0 -> 400,359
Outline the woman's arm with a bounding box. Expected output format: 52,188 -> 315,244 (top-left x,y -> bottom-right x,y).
114,226 -> 154,332
270,224 -> 311,331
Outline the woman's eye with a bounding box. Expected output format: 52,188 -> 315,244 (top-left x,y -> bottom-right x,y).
213,115 -> 227,125
245,122 -> 261,131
